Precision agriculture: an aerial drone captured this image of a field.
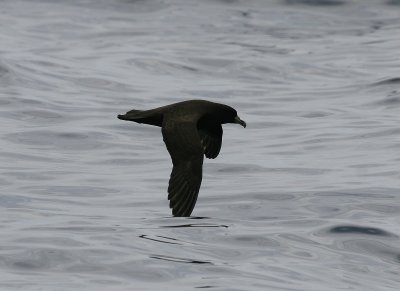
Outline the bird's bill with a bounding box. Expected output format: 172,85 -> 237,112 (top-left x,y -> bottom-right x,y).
234,116 -> 246,128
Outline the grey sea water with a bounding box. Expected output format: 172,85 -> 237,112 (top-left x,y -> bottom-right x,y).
1,0 -> 400,290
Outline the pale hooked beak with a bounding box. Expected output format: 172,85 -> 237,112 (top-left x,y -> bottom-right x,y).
234,116 -> 246,128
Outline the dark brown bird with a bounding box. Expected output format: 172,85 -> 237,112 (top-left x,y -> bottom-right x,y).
118,100 -> 246,217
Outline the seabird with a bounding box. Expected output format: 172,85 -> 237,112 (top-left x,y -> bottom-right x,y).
118,99 -> 246,217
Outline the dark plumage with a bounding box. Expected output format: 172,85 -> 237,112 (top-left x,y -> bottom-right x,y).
118,100 -> 246,217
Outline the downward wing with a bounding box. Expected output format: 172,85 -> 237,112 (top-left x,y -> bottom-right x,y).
162,120 -> 204,217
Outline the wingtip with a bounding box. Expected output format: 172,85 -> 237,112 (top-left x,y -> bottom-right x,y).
172,209 -> 192,217
171,205 -> 191,217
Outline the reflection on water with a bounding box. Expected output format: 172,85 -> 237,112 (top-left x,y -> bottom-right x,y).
150,255 -> 212,265
1,0 -> 400,290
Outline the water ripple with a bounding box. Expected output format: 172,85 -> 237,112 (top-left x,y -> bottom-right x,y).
329,225 -> 396,237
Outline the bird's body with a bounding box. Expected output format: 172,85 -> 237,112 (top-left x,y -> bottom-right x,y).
118,100 -> 246,217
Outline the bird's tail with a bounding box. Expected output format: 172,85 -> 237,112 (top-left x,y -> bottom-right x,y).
117,108 -> 163,127
117,109 -> 143,121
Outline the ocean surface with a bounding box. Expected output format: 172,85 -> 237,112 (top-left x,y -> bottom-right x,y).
1,0 -> 400,290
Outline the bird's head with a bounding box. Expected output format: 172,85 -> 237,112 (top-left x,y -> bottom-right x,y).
222,106 -> 246,128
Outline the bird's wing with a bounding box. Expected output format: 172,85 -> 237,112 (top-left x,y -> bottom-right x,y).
162,120 -> 204,217
198,123 -> 223,159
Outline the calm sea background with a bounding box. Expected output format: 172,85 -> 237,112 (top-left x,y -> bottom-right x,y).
1,0 -> 400,290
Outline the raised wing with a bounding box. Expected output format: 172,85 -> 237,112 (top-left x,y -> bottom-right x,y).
162,120 -> 204,217
198,123 -> 223,159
